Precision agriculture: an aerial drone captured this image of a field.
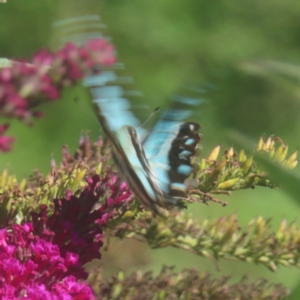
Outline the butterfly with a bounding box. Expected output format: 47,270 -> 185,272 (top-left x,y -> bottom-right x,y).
54,14 -> 203,215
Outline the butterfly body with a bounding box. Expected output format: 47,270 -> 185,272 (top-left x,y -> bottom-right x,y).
113,125 -> 167,212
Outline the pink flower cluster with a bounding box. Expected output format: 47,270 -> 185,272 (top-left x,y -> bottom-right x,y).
0,39 -> 116,120
0,173 -> 132,298
35,39 -> 116,87
0,227 -> 94,299
0,38 -> 116,138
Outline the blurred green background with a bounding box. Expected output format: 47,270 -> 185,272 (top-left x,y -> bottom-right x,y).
1,0 -> 300,294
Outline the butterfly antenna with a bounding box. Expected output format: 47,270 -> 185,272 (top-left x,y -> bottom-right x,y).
139,106 -> 160,128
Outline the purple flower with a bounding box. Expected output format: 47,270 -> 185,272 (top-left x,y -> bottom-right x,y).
42,174 -> 132,264
51,276 -> 95,300
0,171 -> 132,298
0,224 -> 79,297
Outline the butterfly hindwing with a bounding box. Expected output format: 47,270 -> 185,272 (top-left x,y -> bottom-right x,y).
143,90 -> 203,202
168,121 -> 201,197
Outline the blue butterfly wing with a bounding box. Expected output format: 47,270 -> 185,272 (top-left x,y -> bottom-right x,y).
143,90 -> 203,205
83,70 -> 145,137
52,13 -> 203,214
84,71 -> 169,213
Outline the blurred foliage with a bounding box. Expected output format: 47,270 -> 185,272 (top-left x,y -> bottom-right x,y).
1,0 -> 300,297
90,266 -> 289,299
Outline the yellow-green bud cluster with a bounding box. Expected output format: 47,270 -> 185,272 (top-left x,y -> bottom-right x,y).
107,210 -> 300,272
257,136 -> 298,169
195,136 -> 298,196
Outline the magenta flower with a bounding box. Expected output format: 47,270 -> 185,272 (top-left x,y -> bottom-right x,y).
0,173 -> 132,298
0,226 -> 94,299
